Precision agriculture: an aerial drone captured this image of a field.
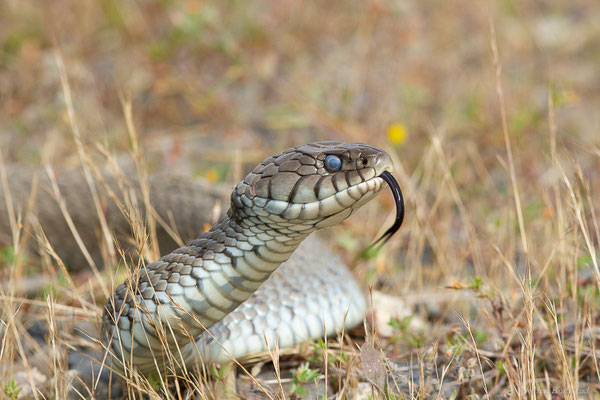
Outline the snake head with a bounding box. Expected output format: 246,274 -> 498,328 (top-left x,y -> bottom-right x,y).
232,141 -> 396,231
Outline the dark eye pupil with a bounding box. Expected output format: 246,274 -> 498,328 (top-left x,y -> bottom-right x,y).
324,155 -> 342,172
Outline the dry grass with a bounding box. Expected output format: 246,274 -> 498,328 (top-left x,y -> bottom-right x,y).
1,0 -> 600,399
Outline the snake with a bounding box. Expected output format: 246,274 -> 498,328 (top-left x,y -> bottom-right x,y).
1,141 -> 404,378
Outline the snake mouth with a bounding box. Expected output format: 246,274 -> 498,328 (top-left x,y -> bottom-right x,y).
373,171 -> 405,246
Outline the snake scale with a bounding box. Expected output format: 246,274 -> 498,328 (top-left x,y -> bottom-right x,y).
0,141 -> 404,377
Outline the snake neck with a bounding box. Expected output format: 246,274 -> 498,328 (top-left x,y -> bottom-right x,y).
104,205 -> 314,358
204,209 -> 312,287
175,213 -> 309,323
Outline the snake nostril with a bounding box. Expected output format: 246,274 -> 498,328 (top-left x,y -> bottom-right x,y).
360,158 -> 368,167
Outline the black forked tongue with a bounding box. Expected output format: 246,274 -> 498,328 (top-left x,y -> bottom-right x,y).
371,171 -> 405,247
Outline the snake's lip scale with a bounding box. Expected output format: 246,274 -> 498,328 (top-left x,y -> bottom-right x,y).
373,170 -> 405,246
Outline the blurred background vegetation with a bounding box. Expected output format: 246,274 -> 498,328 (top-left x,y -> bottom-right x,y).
2,1 -> 598,160
1,0 -> 600,398
2,0 -> 599,290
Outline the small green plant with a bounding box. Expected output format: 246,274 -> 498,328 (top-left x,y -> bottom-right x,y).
495,360 -> 506,376
309,337 -> 328,362
471,329 -> 489,347
209,363 -> 231,381
388,315 -> 413,332
445,335 -> 467,359
3,378 -> 22,400
146,374 -> 178,400
40,271 -> 69,299
357,244 -> 381,260
469,276 -> 483,291
146,373 -> 161,391
388,315 -> 424,348
0,245 -> 18,268
290,362 -> 320,397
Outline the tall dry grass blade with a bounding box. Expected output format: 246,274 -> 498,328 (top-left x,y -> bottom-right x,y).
487,3 -> 528,255
53,51 -> 110,297
120,96 -> 160,262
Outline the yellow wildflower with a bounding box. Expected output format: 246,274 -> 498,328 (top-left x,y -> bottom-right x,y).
204,168 -> 219,183
387,123 -> 407,145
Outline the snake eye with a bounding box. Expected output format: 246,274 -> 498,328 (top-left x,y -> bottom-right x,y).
324,155 -> 342,172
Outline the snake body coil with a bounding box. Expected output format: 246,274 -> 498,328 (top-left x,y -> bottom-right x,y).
102,141 -> 396,374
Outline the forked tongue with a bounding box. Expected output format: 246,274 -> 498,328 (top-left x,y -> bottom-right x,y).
372,171 -> 405,247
